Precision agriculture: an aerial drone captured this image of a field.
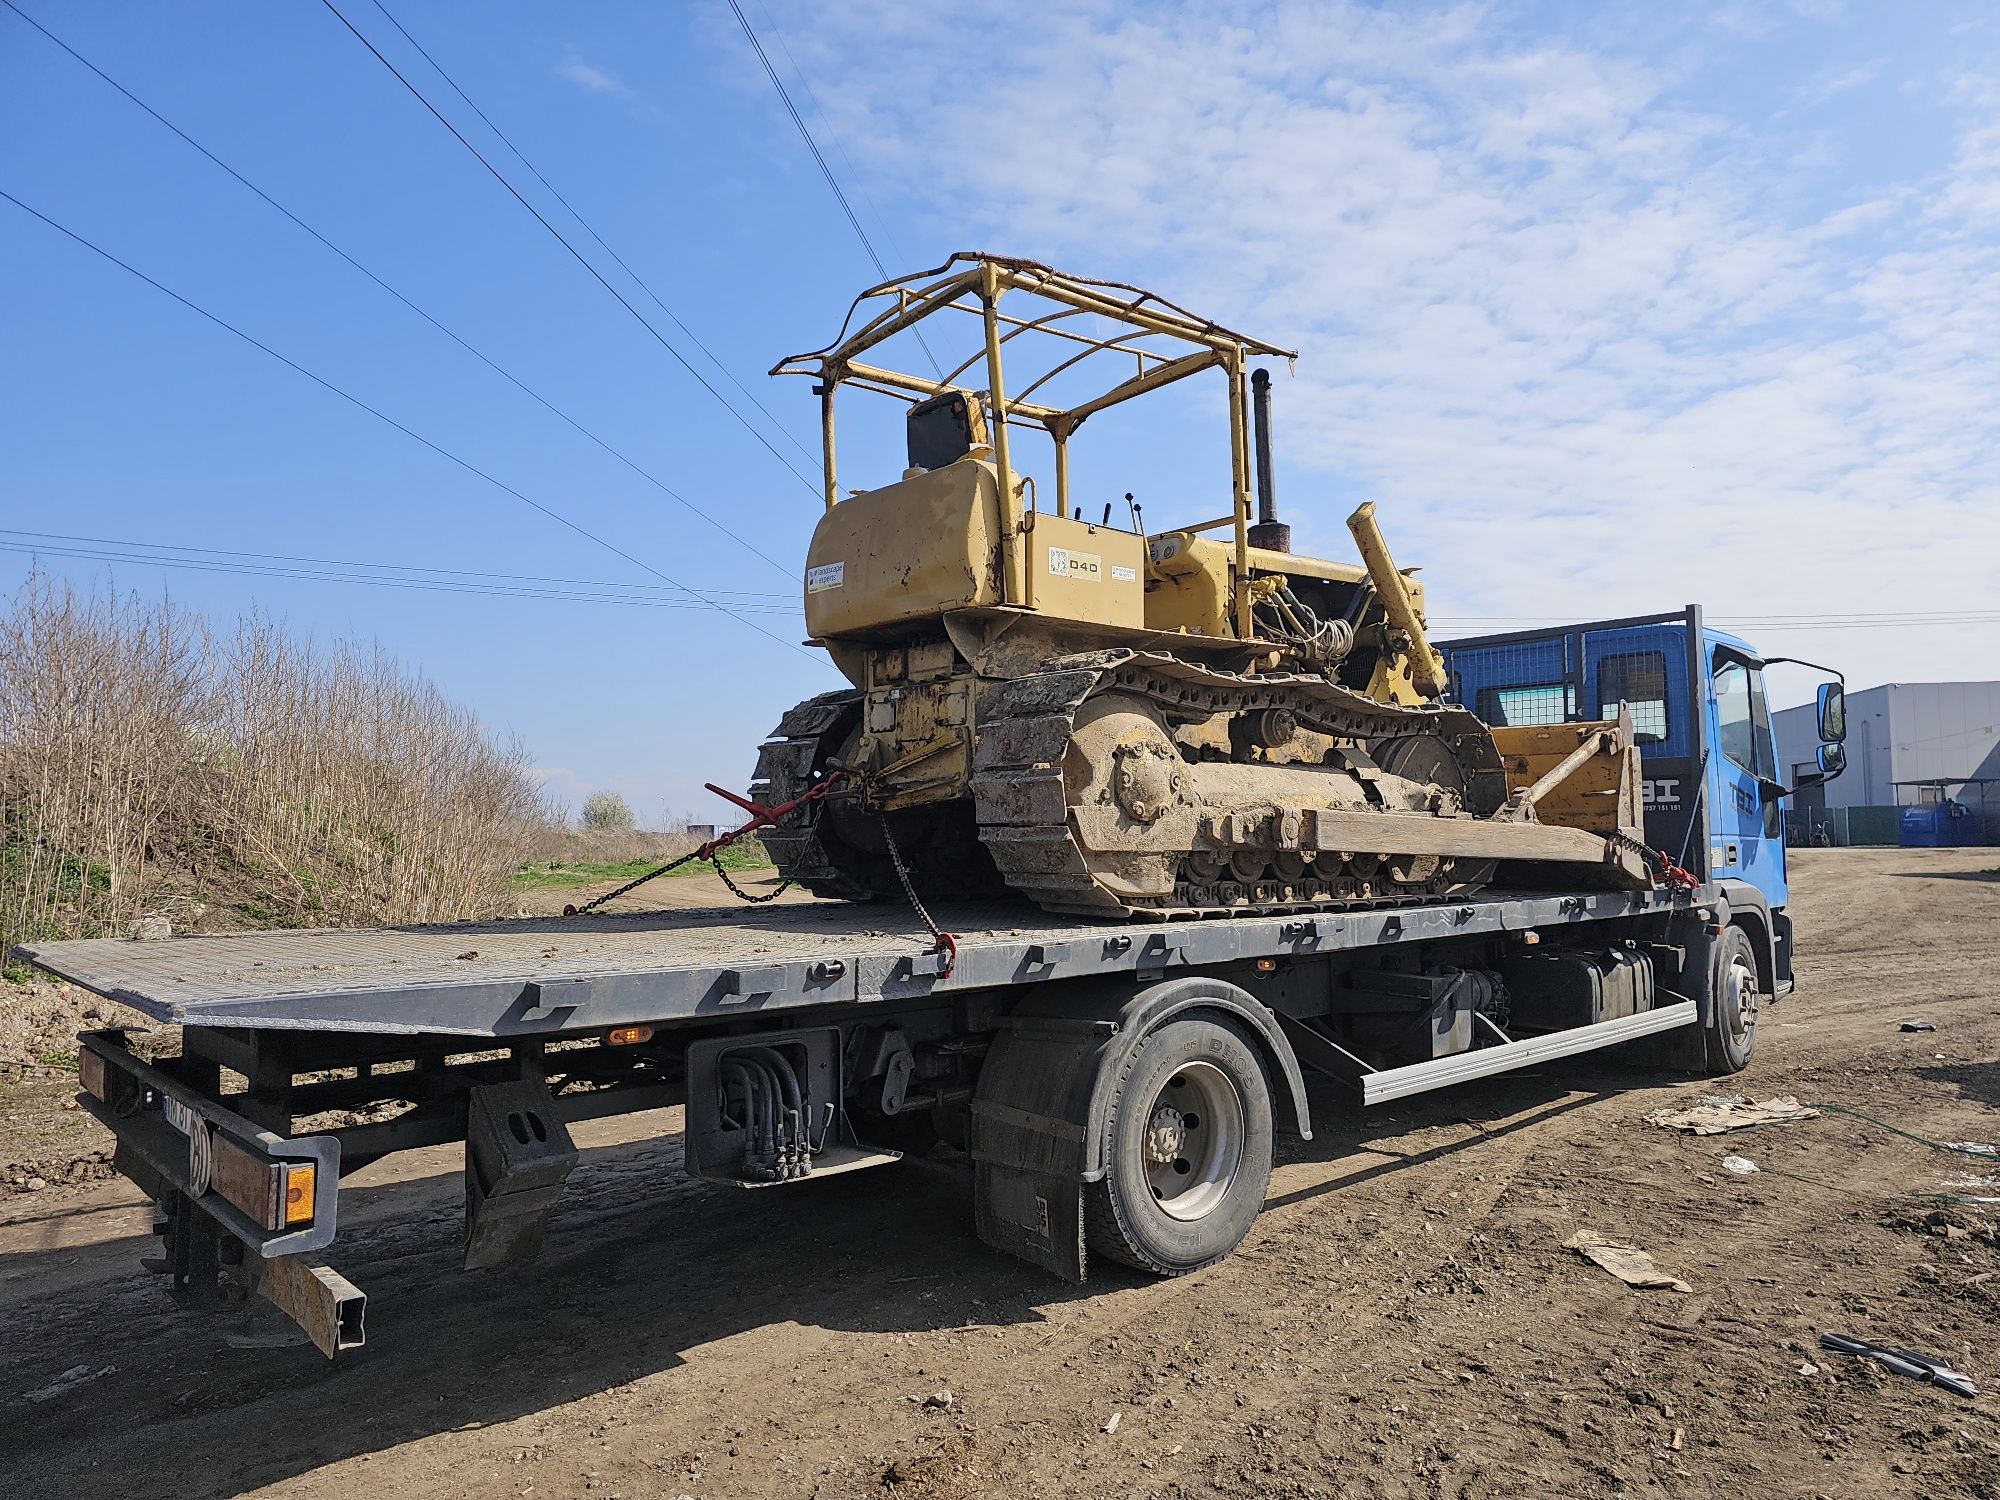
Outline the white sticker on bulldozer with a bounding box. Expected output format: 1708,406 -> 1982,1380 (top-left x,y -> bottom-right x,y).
1049,547 -> 1102,581
806,562 -> 845,593
1110,564 -> 1137,582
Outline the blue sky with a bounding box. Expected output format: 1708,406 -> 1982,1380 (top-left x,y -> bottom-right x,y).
6,1 -> 1998,820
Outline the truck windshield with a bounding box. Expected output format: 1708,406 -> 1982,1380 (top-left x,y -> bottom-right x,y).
1713,657 -> 1774,779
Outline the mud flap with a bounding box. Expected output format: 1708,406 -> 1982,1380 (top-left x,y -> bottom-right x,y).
972,977 -> 1313,1280
972,1159 -> 1087,1283
463,1078 -> 578,1271
969,1017 -> 1113,1283
1620,934 -> 1714,1072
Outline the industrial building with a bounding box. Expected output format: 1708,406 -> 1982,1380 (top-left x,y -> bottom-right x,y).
1774,681 -> 2000,845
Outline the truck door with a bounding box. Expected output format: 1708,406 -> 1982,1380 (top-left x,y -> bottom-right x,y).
1707,644 -> 1788,908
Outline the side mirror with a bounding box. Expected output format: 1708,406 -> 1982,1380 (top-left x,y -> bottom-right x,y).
1788,742 -> 1849,792
1816,682 -> 1846,744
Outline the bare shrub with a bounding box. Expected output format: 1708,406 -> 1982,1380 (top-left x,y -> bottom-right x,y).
520,824 -> 692,865
0,575 -> 554,953
581,790 -> 635,832
512,822 -> 767,873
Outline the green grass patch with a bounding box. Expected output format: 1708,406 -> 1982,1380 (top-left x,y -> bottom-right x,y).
510,843 -> 772,892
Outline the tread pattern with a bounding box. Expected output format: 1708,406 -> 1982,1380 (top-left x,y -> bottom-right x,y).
748,688 -> 889,900
969,649 -> 1507,917
1082,1014 -> 1271,1275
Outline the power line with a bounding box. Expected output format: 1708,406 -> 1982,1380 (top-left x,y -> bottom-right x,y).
0,539 -> 796,613
1714,619 -> 2000,633
1748,610 -> 2000,623
0,528 -> 792,603
1,187 -> 815,659
753,0 -> 904,266
724,0 -> 877,271
13,531 -> 1988,635
725,0 -> 945,379
1,0 -> 794,580
1432,614 -> 2000,633
360,0 -> 815,466
315,0 -> 823,496
16,526 -> 1990,634
1435,610 -> 2000,625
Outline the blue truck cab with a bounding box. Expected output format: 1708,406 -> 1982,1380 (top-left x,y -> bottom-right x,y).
1441,607 -> 1847,1007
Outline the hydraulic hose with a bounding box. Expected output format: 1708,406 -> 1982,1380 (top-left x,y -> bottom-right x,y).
719,1058 -> 753,1132
740,1047 -> 807,1177
724,1055 -> 776,1180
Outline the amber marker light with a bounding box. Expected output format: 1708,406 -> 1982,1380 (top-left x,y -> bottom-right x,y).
283,1163 -> 316,1226
607,1025 -> 655,1046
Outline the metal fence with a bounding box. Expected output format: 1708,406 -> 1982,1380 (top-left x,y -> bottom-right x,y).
1784,805 -> 1903,847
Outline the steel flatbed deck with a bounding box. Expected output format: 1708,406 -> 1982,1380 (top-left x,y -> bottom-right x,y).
21,885 -> 1689,1039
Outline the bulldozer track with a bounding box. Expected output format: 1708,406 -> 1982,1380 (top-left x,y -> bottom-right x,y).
749,687 -> 875,901
968,650 -> 1509,919
753,652 -> 1514,920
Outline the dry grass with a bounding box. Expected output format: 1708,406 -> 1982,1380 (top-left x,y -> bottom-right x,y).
509,825 -> 769,892
517,824 -> 701,867
0,575 -> 555,958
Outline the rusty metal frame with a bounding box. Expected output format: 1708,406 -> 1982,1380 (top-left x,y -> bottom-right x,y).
250,1256 -> 366,1358
774,252 -> 1294,622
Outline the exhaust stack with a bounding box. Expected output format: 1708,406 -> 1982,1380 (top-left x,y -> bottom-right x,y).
1247,367 -> 1290,553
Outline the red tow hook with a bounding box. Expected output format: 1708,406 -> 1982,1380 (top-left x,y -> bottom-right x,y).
1655,851 -> 1702,894
561,771 -> 848,917
699,770 -> 847,861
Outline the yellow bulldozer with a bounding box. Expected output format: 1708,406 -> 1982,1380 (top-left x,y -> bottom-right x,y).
751,253 -> 1651,917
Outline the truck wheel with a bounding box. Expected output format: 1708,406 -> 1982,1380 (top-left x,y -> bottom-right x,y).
1705,925 -> 1761,1075
1084,1016 -> 1273,1275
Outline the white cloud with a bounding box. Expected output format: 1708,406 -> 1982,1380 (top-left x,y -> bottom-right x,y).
773,1 -> 2000,698
1788,58 -> 1883,112
556,54 -> 627,96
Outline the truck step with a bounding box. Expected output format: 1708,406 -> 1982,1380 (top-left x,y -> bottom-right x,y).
1359,1000 -> 1697,1105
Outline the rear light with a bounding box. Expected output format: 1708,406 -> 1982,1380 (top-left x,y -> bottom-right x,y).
209,1134 -> 316,1230
607,1025 -> 654,1046
283,1163 -> 316,1226
79,1049 -> 108,1102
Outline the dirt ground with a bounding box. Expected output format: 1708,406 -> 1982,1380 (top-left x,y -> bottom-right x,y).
3,847 -> 1997,1499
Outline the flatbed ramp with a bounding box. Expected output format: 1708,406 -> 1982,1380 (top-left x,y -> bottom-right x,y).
22,886 -> 1686,1038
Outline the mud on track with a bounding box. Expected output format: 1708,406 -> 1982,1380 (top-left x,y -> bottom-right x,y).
2,847 -> 1997,1498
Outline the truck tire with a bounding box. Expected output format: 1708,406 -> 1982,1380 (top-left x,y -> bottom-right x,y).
1083,1015 -> 1273,1275
1705,925 -> 1761,1075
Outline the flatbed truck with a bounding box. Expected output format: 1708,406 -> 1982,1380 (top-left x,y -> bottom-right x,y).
15,607 -> 1846,1357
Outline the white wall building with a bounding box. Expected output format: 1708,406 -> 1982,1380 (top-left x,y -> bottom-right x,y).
1773,681 -> 2000,840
